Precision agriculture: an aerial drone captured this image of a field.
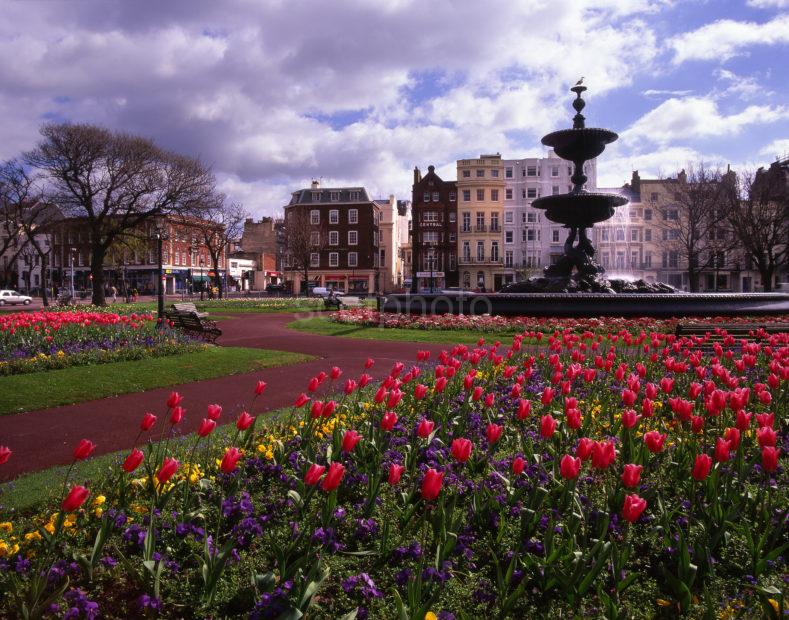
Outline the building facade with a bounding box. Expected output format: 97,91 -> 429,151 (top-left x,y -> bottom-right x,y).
376,195 -> 410,293
410,165 -> 458,292
457,155 -> 505,291
283,182 -> 381,294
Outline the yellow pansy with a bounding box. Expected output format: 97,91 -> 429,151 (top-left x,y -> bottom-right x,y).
0,522 -> 12,533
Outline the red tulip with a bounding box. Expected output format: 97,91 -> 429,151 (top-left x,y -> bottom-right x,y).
417,418 -> 435,438
330,366 -> 342,380
621,389 -> 637,407
310,400 -> 324,419
576,437 -> 595,461
660,377 -> 674,394
540,414 -> 557,439
207,404 -> 222,421
358,374 -> 372,388
591,440 -> 616,469
73,439 -> 96,461
62,485 -> 90,512
723,427 -> 740,451
516,399 -> 531,420
451,438 -> 473,462
387,389 -> 404,409
621,409 -> 639,430
236,411 -> 255,431
761,446 -> 779,472
735,410 -> 752,431
541,387 -> 555,405
198,418 -> 216,437
322,400 -> 336,418
294,393 -> 310,408
485,392 -> 496,407
166,392 -> 183,409
414,384 -> 428,400
122,448 -> 144,473
170,406 -> 185,425
365,357 -> 374,369
692,453 -> 712,481
140,412 -> 157,431
645,382 -> 658,399
342,430 -> 362,452
756,412 -> 774,428
486,423 -> 503,445
643,430 -> 666,453
255,380 -> 267,396
641,398 -> 654,418
381,411 -> 398,432
560,455 -> 581,480
344,379 -> 357,395
220,447 -> 242,473
758,390 -> 772,405
156,457 -> 179,484
307,377 -> 319,393
714,437 -> 731,463
387,463 -> 405,485
421,468 -> 443,501
622,493 -> 647,523
756,426 -> 777,448
304,463 -> 326,486
691,415 -> 705,433
512,456 -> 526,476
321,462 -> 345,492
621,464 -> 643,488
0,445 -> 11,465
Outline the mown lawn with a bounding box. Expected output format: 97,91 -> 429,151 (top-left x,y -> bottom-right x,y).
288,316 -> 516,344
0,347 -> 312,416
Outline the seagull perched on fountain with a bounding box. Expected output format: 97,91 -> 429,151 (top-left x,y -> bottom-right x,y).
575,77 -> 584,86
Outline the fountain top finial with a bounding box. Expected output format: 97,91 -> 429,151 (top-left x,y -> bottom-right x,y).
570,84 -> 587,129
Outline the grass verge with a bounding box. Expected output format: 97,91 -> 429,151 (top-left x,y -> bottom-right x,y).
0,408 -> 292,513
0,347 -> 313,416
288,316 -> 516,344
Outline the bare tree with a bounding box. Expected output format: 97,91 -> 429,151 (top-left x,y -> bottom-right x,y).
0,163 -> 28,287
24,123 -> 216,305
722,168 -> 788,292
655,164 -> 732,292
283,206 -> 326,294
196,197 -> 248,299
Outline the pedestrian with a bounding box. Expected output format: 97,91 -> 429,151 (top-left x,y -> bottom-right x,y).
111,285 -> 117,303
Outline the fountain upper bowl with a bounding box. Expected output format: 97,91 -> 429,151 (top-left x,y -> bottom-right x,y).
542,128 -> 619,162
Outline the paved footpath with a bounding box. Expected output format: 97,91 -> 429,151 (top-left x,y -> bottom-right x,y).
0,313 -> 450,482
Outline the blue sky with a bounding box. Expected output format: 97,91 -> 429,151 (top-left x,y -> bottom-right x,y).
0,0 -> 787,215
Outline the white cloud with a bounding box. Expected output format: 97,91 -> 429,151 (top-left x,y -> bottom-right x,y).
598,145 -> 716,187
669,14 -> 789,64
643,89 -> 694,97
621,96 -> 789,146
758,138 -> 789,159
747,0 -> 789,8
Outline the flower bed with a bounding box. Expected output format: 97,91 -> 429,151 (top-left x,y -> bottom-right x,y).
331,308 -> 789,335
0,311 -> 199,375
0,326 -> 786,618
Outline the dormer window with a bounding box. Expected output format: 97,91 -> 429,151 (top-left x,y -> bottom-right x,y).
350,191 -> 360,201
311,191 -> 321,202
330,191 -> 340,201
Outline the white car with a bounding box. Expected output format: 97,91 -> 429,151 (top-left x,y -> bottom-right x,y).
0,290 -> 33,305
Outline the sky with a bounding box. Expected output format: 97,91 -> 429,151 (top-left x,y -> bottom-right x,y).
1,0 -> 788,217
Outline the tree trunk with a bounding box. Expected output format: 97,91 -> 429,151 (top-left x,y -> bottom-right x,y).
41,253 -> 49,307
760,266 -> 774,292
303,266 -> 309,296
91,246 -> 107,306
212,256 -> 223,299
688,270 -> 699,292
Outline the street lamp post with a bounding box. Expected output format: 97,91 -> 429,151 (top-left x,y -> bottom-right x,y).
152,225 -> 169,326
69,247 -> 76,301
199,257 -> 205,301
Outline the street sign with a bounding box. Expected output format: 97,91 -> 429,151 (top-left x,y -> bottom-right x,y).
416,272 -> 445,278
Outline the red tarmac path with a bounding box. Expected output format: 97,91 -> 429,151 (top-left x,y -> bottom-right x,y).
0,313 -> 450,482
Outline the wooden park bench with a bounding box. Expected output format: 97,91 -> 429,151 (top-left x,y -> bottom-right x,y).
675,321 -> 789,347
323,295 -> 363,310
166,304 -> 221,343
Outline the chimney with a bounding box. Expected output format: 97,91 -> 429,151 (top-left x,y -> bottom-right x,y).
413,166 -> 421,185
311,179 -> 320,189
630,170 -> 641,197
677,169 -> 687,184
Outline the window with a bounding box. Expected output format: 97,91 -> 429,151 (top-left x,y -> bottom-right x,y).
491,169 -> 499,177
644,228 -> 652,242
644,208 -> 652,221
505,188 -> 513,200
476,241 -> 485,261
463,271 -> 471,287
551,165 -> 559,177
310,253 -> 320,267
491,241 -> 499,261
423,211 -> 438,222
476,189 -> 484,201
491,189 -> 499,201
527,166 -> 538,176
310,231 -> 320,246
644,252 -> 652,267
631,251 -> 639,267
476,212 -> 485,230
348,251 -> 358,267
505,167 -> 513,178
527,188 -> 537,198
552,185 -> 560,195
330,191 -> 339,202
490,212 -> 499,231
329,210 -> 339,224
348,230 -> 358,245
462,212 -> 471,232
567,166 -> 573,175
522,189 -> 526,199
329,231 -> 339,245
449,232 -> 456,242
505,230 -> 514,243
527,229 -> 536,241
616,252 -> 625,269
432,192 -> 440,202
449,254 -> 456,270
462,170 -> 471,178
505,250 -> 513,267
602,252 -> 610,268
422,232 -> 439,243
380,249 -> 385,265
174,252 -> 179,266
462,241 -> 471,260
462,190 -> 471,202
310,210 -> 320,225
504,211 -> 513,223
373,231 -> 378,246
476,169 -> 484,177
449,212 -> 456,223
349,191 -> 360,201
650,192 -> 658,202
602,229 -> 609,241
631,229 -> 638,242
311,192 -> 321,202
348,209 -> 358,224
616,229 -> 625,241
423,192 -> 430,203
527,212 -> 536,223
449,192 -> 456,202
329,252 -> 339,267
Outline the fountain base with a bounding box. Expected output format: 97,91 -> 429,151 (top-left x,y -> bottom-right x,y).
500,275 -> 675,295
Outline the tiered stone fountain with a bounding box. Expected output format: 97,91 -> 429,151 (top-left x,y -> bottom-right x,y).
501,85 -> 672,294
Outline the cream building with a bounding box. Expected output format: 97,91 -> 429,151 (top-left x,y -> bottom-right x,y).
457,154 -> 506,291
376,195 -> 411,292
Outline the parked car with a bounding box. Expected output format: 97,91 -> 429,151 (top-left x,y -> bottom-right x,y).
266,284 -> 286,294
0,290 -> 33,305
311,287 -> 332,298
